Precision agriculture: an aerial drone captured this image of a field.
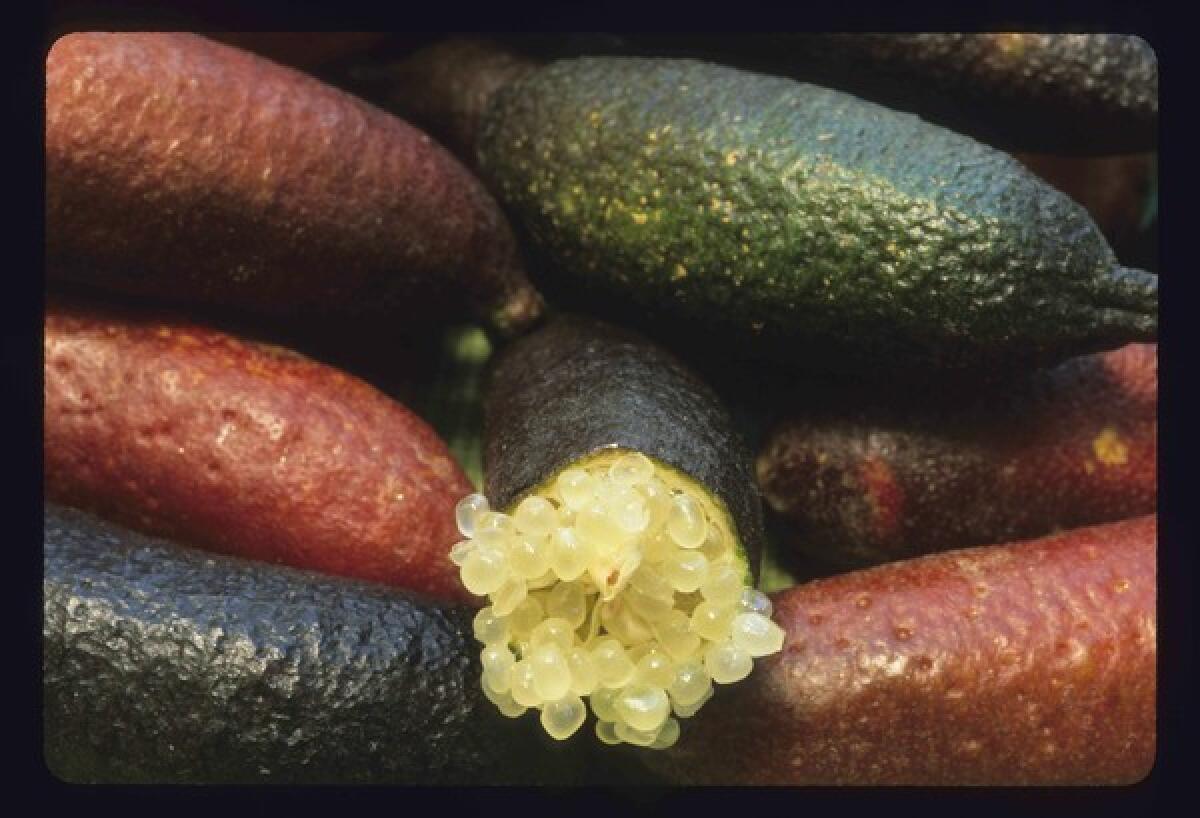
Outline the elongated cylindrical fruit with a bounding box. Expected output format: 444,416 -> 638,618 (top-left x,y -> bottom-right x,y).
477,58 -> 1157,376
645,516 -> 1156,785
45,32 -> 542,336
44,301 -> 472,602
450,315 -> 774,747
758,343 -> 1157,569
43,504 -> 577,784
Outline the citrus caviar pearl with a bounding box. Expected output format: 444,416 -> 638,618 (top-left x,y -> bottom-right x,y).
650,717 -> 681,749
510,660 -> 542,708
541,695 -> 587,740
615,721 -> 660,747
481,644 -> 516,681
514,495 -> 558,538
704,640 -> 753,685
616,683 -> 671,732
461,545 -> 509,595
635,649 -> 676,688
549,527 -> 593,581
653,611 -> 703,662
738,588 -> 773,618
700,563 -> 743,604
626,583 -> 673,622
448,540 -> 474,567
608,452 -> 655,485
590,687 -> 620,722
595,720 -> 621,745
639,480 -> 673,533
672,685 -> 714,718
731,612 -> 786,657
663,549 -> 709,592
509,535 -> 552,579
472,607 -> 508,646
669,660 -> 712,706
546,581 -> 588,628
690,599 -> 736,642
667,494 -> 707,548
602,599 -> 655,645
472,512 -> 515,549
482,680 -> 526,718
597,483 -> 650,534
592,638 -> 635,688
530,617 -> 575,652
490,577 -> 527,616
642,530 -> 674,563
556,468 -> 597,510
507,596 -> 544,636
576,504 -> 625,546
530,644 -> 572,701
455,493 -> 489,538
631,565 -> 674,600
567,647 -> 599,696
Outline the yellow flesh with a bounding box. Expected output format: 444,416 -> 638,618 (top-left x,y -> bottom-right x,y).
453,448 -> 783,748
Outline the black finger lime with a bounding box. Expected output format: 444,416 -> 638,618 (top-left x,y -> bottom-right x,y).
477,58 -> 1157,377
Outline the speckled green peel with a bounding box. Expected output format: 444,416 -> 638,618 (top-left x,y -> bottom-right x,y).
477,58 -> 1158,375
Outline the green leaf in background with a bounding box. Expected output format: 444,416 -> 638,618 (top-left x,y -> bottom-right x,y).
414,324 -> 492,489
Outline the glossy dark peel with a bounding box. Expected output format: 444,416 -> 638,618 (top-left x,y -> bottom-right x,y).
478,58 -> 1157,377
483,314 -> 765,580
43,505 -> 576,784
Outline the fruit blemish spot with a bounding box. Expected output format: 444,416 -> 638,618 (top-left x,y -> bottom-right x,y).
452,449 -> 783,747
1092,427 -> 1129,466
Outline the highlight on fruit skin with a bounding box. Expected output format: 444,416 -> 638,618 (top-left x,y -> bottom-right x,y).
452,455 -> 783,748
